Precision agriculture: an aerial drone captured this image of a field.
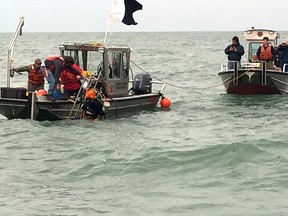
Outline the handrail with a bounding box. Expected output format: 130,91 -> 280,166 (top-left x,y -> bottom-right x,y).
6,16 -> 24,87
221,61 -> 261,72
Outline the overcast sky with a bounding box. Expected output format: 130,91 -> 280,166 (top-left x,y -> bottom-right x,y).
0,0 -> 287,32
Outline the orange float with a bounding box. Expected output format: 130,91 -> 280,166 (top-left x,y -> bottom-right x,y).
160,97 -> 171,108
36,89 -> 47,96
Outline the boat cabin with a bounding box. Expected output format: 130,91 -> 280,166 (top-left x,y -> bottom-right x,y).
243,28 -> 279,63
59,42 -> 131,97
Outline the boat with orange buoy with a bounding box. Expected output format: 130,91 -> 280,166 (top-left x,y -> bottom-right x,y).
0,17 -> 171,121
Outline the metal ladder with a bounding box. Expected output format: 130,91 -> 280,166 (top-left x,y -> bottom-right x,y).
68,74 -> 94,119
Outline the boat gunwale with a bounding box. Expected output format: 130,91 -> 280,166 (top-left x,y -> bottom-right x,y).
218,69 -> 288,76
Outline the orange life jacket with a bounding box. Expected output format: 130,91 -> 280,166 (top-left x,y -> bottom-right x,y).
60,64 -> 83,90
28,65 -> 44,85
260,45 -> 273,60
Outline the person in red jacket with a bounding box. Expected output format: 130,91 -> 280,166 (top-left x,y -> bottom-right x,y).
12,58 -> 45,91
60,56 -> 83,99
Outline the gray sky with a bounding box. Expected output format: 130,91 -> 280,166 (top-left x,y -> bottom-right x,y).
0,0 -> 287,32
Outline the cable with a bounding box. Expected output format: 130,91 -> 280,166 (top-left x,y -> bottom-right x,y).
130,59 -> 251,91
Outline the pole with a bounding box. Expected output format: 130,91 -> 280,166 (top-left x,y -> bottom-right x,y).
103,17 -> 112,44
6,16 -> 24,87
27,92 -> 36,120
261,61 -> 267,86
103,0 -> 115,44
233,61 -> 238,86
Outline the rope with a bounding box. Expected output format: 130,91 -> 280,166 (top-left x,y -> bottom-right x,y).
130,60 -> 187,89
130,60 -> 251,91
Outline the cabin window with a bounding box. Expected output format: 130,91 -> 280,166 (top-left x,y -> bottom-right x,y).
61,50 -> 83,68
86,51 -> 104,75
123,52 -> 129,78
95,62 -> 104,77
248,42 -> 262,62
73,51 -> 80,65
108,52 -> 122,79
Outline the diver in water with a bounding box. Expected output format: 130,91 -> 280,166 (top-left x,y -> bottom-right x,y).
81,88 -> 105,121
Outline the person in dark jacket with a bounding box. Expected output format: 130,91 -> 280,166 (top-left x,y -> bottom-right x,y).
224,36 -> 245,69
81,88 -> 104,121
276,38 -> 288,71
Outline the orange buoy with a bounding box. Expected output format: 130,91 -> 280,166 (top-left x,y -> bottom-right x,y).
160,97 -> 171,108
36,89 -> 47,96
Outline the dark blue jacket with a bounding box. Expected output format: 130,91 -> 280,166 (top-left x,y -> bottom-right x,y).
276,44 -> 288,68
224,43 -> 245,61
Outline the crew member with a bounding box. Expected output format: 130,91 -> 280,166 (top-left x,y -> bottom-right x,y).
43,55 -> 65,95
12,58 -> 45,91
60,56 -> 83,99
224,36 -> 245,69
275,38 -> 288,71
81,88 -> 104,121
256,37 -> 276,70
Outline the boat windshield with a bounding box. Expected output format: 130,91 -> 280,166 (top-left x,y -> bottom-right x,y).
248,42 -> 262,62
62,50 -> 103,73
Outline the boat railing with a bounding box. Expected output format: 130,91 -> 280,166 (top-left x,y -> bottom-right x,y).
221,61 -> 261,71
220,61 -> 239,71
152,80 -> 166,94
60,41 -> 77,46
220,63 -> 227,72
241,61 -> 261,69
105,43 -> 130,49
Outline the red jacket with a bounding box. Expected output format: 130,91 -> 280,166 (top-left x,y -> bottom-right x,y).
60,64 -> 83,90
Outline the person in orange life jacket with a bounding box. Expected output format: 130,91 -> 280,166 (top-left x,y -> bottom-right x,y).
256,37 -> 276,70
59,56 -> 83,100
12,58 -> 45,91
224,36 -> 245,69
43,56 -> 65,95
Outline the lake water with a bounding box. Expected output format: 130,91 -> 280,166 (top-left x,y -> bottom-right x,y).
1,31 -> 288,215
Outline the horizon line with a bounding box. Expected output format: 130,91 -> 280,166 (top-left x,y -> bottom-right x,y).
1,30 -> 288,34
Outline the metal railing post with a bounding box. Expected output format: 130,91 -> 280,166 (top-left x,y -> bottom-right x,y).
233,61 -> 238,86
261,61 -> 267,86
28,92 -> 36,120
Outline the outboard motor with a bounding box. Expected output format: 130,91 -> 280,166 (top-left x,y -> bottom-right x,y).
132,73 -> 152,94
